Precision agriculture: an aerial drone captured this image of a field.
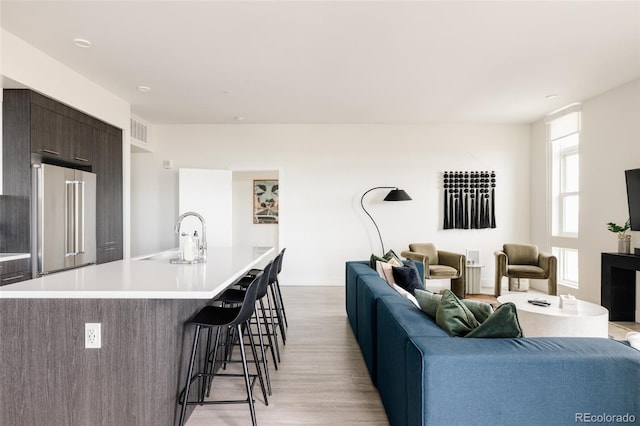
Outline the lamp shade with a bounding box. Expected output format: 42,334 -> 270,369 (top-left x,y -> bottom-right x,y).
383,188 -> 412,201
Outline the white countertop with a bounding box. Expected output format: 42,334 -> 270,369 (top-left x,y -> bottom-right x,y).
0,253 -> 30,262
0,246 -> 274,299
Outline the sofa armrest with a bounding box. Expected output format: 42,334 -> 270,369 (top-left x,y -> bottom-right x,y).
538,251 -> 557,276
406,336 -> 640,426
494,250 -> 507,275
437,250 -> 465,275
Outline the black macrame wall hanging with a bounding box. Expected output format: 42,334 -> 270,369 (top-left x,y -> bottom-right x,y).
443,171 -> 496,230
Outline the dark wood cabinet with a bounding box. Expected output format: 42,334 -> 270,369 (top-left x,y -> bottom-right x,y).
71,120 -> 94,165
30,101 -> 95,166
2,89 -> 124,271
30,103 -> 71,159
95,128 -> 123,264
0,259 -> 31,287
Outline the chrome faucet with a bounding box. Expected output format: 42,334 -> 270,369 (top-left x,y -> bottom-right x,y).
174,211 -> 207,260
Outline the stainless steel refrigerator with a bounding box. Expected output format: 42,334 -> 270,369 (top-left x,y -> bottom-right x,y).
31,163 -> 97,276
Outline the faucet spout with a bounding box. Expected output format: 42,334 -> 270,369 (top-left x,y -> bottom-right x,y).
175,211 -> 207,260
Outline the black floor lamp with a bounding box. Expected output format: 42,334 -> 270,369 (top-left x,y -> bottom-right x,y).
360,187 -> 412,255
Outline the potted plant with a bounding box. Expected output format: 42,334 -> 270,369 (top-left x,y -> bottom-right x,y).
607,219 -> 631,254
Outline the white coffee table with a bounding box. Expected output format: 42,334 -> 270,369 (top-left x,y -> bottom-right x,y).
496,293 -> 609,338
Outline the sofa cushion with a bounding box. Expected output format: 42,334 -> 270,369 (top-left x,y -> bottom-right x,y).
392,262 -> 424,294
465,302 -> 523,338
356,273 -> 400,383
435,289 -> 479,337
345,261 -> 379,337
507,265 -> 546,277
429,264 -> 459,277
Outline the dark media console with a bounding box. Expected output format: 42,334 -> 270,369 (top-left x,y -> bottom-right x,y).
601,252 -> 640,321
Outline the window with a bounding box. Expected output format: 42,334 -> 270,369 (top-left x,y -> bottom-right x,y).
547,105 -> 581,288
550,114 -> 580,237
553,247 -> 579,288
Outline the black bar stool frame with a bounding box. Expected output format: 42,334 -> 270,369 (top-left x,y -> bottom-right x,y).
177,275 -> 265,426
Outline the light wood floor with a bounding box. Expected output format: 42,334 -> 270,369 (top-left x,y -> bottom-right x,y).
186,286 -> 389,425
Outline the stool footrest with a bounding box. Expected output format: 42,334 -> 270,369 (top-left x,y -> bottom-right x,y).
183,399 -> 255,406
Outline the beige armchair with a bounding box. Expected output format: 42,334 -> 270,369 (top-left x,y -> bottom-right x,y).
401,243 -> 466,299
494,243 -> 557,297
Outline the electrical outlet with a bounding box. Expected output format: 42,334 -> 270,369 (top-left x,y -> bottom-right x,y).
85,323 -> 101,349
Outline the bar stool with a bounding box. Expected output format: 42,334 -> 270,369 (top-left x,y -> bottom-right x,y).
233,256 -> 283,361
216,260 -> 277,394
177,275 -> 265,426
273,248 -> 288,329
268,249 -> 287,345
244,249 -> 287,349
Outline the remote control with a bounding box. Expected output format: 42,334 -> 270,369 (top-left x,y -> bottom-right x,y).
528,300 -> 550,307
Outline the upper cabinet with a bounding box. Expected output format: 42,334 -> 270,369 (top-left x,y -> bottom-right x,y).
30,103 -> 71,159
29,92 -> 96,167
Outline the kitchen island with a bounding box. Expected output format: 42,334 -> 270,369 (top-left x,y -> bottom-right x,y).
0,246 -> 274,426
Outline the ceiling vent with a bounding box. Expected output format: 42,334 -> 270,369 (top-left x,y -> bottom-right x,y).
130,117 -> 149,145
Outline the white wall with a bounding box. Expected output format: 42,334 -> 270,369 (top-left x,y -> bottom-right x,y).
1,29 -> 133,257
130,124 -> 531,286
130,151 -> 177,256
530,78 -> 640,306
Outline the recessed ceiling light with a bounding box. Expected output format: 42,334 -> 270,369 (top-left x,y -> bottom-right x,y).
137,86 -> 151,93
73,38 -> 92,48
545,94 -> 558,100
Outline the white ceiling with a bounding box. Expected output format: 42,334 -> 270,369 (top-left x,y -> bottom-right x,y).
2,1 -> 639,125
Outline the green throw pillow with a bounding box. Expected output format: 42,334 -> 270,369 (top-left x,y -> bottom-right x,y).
415,290 -> 493,322
369,249 -> 403,269
414,289 -> 441,318
461,299 -> 494,323
465,302 -> 523,338
435,289 -> 479,337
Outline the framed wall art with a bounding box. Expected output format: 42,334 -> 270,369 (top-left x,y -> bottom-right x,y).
442,170 -> 496,230
253,179 -> 279,224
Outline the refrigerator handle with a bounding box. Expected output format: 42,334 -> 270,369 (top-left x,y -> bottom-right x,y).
66,181 -> 76,256
77,181 -> 85,254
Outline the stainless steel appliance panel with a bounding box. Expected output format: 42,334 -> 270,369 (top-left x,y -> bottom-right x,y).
74,169 -> 96,267
33,164 -> 96,276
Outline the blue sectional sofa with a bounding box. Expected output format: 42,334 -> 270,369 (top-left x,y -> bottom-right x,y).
346,261 -> 640,426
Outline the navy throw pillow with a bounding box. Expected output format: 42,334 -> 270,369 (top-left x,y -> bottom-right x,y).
391,262 -> 424,295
